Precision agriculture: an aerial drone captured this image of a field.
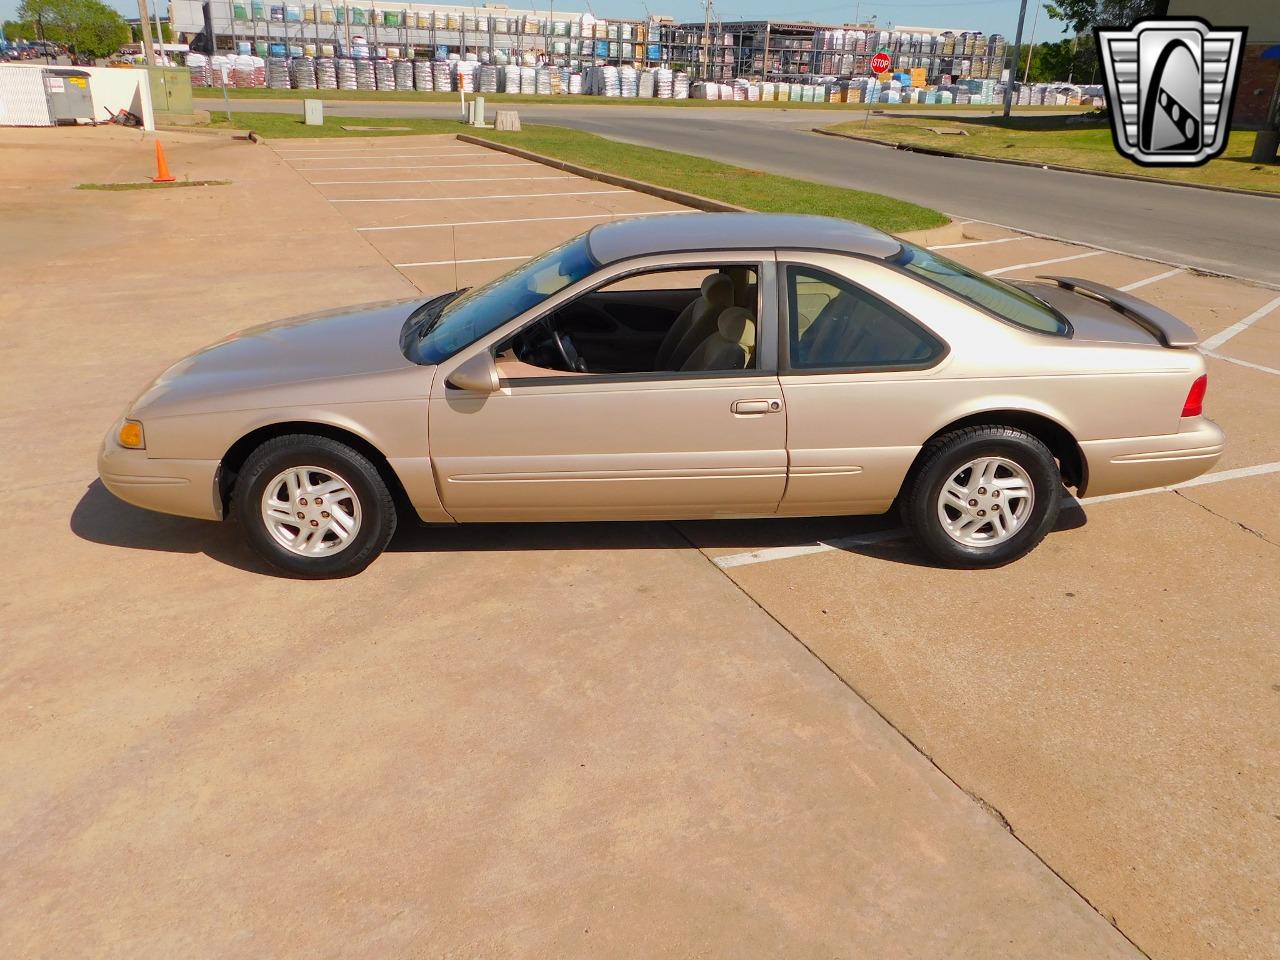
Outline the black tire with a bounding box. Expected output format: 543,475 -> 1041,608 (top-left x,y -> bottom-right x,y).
900,425 -> 1062,569
233,434 -> 397,578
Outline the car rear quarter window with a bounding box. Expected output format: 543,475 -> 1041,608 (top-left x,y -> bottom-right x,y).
893,242 -> 1071,337
785,267 -> 943,370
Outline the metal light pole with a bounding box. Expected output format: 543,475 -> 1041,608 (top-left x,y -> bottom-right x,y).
1001,0 -> 1029,119
154,5 -> 165,63
1021,0 -> 1040,86
136,0 -> 157,66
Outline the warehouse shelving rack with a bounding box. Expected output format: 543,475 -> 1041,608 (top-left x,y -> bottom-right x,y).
659,18 -> 1008,84
198,3 -> 668,71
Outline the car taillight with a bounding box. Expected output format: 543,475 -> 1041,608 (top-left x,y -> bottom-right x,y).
1181,374 -> 1207,418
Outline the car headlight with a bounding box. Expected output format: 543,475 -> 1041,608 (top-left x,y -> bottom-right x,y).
118,419 -> 145,450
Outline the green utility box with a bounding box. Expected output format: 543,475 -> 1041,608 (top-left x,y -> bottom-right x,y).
146,66 -> 193,115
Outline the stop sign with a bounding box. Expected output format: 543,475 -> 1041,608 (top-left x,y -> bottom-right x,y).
870,51 -> 892,75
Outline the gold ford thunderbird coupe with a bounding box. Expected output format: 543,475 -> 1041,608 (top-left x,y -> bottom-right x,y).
99,214 -> 1223,577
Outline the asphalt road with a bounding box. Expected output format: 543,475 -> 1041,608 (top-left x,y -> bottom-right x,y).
198,98 -> 1280,286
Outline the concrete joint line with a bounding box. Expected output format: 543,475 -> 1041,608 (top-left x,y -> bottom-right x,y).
678,524 -> 1156,960
1172,489 -> 1280,549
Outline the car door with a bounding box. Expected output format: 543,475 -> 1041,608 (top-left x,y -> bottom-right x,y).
775,252 -> 952,516
428,252 -> 787,522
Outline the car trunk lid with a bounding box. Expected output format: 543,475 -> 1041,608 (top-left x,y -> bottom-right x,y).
1014,276 -> 1199,348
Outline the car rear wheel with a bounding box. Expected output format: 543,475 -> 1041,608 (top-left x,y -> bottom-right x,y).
901,425 -> 1062,568
234,435 -> 396,578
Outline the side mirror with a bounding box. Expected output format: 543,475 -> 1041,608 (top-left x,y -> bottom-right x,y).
446,351 -> 500,393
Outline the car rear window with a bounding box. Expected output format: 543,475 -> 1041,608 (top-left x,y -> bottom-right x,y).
893,242 -> 1070,337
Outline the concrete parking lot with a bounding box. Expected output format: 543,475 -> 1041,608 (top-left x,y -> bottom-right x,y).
2,126 -> 1276,960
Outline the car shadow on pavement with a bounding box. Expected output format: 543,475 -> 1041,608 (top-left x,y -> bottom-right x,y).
70,481 -> 280,576
72,480 -> 1088,574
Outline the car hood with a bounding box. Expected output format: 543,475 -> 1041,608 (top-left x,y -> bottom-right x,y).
132,297 -> 429,417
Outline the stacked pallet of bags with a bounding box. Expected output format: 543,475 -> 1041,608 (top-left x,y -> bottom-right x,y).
413,59 -> 433,91
394,59 -> 414,91
266,56 -> 290,89
374,60 -> 395,90
336,58 -> 357,89
187,52 -> 212,87
291,56 -> 317,89
315,57 -> 337,89
454,61 -> 477,93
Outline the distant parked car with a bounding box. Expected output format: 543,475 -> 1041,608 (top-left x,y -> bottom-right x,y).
99,214 -> 1223,577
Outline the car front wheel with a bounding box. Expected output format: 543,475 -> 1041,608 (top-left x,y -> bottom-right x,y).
901,425 -> 1062,568
234,434 -> 396,578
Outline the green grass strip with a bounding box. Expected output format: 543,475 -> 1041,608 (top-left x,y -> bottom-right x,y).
210,112 -> 946,233
824,114 -> 1280,195
77,179 -> 231,191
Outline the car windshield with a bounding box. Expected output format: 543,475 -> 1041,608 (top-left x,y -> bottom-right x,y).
410,235 -> 597,364
893,241 -> 1070,336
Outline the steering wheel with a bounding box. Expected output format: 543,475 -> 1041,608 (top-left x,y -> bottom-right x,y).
543,318 -> 588,373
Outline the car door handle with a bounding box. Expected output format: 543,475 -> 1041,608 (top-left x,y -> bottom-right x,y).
731,399 -> 782,415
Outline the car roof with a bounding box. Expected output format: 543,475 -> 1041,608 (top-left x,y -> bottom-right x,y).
585,212 -> 903,265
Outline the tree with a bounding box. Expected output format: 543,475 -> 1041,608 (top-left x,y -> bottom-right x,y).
1044,1 -> 1169,34
17,0 -> 129,59
1029,38 -> 1078,82
2,19 -> 41,41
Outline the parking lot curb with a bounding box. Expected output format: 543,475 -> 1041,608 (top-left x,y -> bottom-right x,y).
455,132 -> 955,244
455,133 -> 749,212
813,127 -> 1280,199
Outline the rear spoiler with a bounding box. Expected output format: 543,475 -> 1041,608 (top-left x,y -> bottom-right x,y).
1038,275 -> 1199,348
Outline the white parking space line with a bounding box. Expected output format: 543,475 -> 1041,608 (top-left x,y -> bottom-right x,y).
929,236 -> 1029,250
303,163 -> 541,171
1200,293 -> 1280,351
711,461 -> 1280,569
288,153 -> 505,161
311,175 -> 580,185
1077,460 -> 1280,504
331,189 -> 629,203
357,210 -> 679,232
1203,350 -> 1280,378
395,255 -> 532,268
714,529 -> 908,569
1118,268 -> 1182,292
985,250 -> 1106,276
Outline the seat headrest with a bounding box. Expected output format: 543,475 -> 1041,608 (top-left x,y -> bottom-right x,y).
718,307 -> 755,348
722,266 -> 754,306
701,273 -> 734,309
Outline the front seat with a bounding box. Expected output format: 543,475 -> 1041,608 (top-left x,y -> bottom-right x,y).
681,307 -> 755,372
655,273 -> 735,370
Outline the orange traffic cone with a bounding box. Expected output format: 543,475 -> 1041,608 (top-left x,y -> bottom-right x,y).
151,140 -> 175,183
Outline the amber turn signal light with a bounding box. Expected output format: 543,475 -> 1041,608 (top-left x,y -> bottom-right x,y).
118,419 -> 145,449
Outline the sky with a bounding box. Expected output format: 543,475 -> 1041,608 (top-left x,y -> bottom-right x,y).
2,0 -> 1064,44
